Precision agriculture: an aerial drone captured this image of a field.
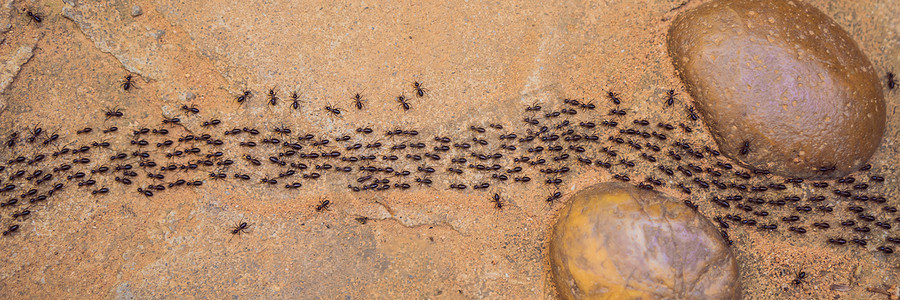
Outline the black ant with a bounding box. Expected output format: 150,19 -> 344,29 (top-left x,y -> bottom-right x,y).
267,88 -> 279,106
26,126 -> 43,143
415,177 -> 432,186
413,81 -> 427,97
818,165 -> 836,173
121,74 -> 135,91
609,109 -> 627,116
162,115 -> 181,125
236,90 -> 251,105
606,90 -> 621,105
290,90 -> 301,109
12,208 -> 31,219
397,95 -> 410,110
230,220 -> 250,236
353,93 -> 366,110
491,193 -> 503,209
888,71 -> 897,90
546,191 -> 562,203
740,140 -> 750,156
2,225 -> 19,236
180,104 -> 199,114
686,105 -> 699,121
23,8 -> 42,23
273,125 -> 292,136
324,105 -> 341,116
315,199 -> 331,211
791,271 -> 806,285
665,89 -> 676,106
104,106 -> 124,118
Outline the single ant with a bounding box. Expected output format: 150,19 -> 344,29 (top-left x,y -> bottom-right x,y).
104,107 -> 124,119
290,90 -> 301,109
606,90 -> 621,105
236,90 -> 251,105
397,95 -> 410,110
180,104 -> 199,114
888,71 -> 897,90
791,271 -> 806,285
230,220 -> 250,236
23,8 -> 41,23
413,81 -> 427,97
353,93 -> 366,110
267,88 -> 278,106
324,105 -> 341,116
546,191 -> 562,203
121,74 -> 135,91
665,89 -> 676,106
162,115 -> 181,125
687,105 -> 699,121
491,193 -> 503,209
315,199 -> 331,211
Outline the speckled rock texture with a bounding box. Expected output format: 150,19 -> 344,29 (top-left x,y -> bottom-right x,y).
549,182 -> 740,299
0,0 -> 897,299
667,0 -> 886,179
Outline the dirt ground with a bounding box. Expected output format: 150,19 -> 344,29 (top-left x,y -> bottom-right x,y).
0,0 -> 897,298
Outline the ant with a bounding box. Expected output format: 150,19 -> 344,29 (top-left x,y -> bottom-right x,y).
397,95 -> 410,110
740,140 -> 750,156
236,90 -> 252,105
818,165 -> 836,173
121,74 -> 135,91
230,220 -> 251,237
104,106 -> 124,119
162,115 -> 181,125
352,93 -> 366,110
415,177 -> 432,186
888,71 -> 897,90
315,199 -> 331,211
273,125 -> 292,136
606,90 -> 621,105
12,208 -> 31,219
791,271 -> 806,285
491,193 -> 503,209
26,125 -> 43,143
290,90 -> 301,109
267,88 -> 279,106
546,191 -> 562,203
665,89 -> 676,106
324,105 -> 341,116
23,8 -> 41,23
686,105 -> 699,121
413,81 -> 427,97
181,104 -> 199,114
2,225 -> 19,236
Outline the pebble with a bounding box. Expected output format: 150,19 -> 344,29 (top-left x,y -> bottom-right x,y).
549,182 -> 740,299
667,0 -> 885,179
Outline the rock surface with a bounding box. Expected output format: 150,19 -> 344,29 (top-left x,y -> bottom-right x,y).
549,182 -> 740,299
0,0 -> 897,298
667,0 -> 885,179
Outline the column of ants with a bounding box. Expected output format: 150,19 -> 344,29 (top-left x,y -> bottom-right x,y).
0,75 -> 895,268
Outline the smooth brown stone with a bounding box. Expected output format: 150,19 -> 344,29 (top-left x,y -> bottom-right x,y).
549,183 -> 740,299
667,0 -> 885,179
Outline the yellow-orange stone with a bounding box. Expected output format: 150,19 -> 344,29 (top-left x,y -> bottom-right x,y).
549,183 -> 740,299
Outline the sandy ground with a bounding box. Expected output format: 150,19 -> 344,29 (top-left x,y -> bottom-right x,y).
0,0 -> 897,298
